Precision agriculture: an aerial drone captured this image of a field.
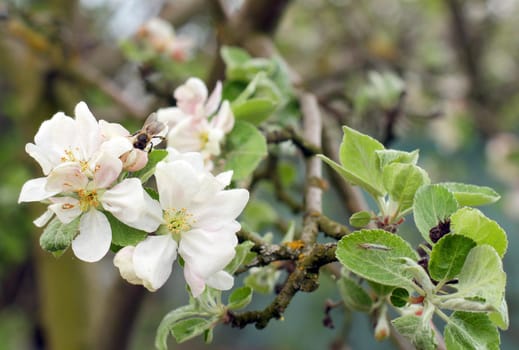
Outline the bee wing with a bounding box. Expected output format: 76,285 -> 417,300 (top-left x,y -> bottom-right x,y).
142,113 -> 168,136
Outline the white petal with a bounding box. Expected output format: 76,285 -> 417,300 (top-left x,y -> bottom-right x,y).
100,136 -> 133,158
33,209 -> 54,227
175,78 -> 208,116
215,171 -> 233,188
75,101 -> 102,160
72,209 -> 111,262
183,263 -> 206,297
191,189 -> 249,230
204,81 -> 222,117
46,162 -> 88,193
19,177 -> 58,203
91,152 -> 122,189
166,119 -> 205,152
133,235 -> 178,291
156,107 -> 189,129
211,100 -> 234,133
49,197 -> 81,224
113,246 -> 144,286
205,270 -> 234,291
179,227 -> 238,278
99,120 -> 130,139
102,178 -> 163,232
155,161 -> 200,209
164,148 -> 205,172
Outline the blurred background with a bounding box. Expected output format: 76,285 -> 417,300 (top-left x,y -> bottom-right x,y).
1,0 -> 519,349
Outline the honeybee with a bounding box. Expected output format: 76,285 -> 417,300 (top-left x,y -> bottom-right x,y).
131,113 -> 167,151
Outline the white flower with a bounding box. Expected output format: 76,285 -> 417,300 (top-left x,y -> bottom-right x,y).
136,18 -> 192,61
114,151 -> 248,296
19,101 -> 163,262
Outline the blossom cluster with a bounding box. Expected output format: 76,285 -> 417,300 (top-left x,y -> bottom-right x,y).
19,78 -> 248,297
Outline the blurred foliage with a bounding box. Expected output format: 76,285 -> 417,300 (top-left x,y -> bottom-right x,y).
2,0 -> 519,349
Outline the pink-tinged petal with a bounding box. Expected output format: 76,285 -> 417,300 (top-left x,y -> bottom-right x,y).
174,78 -> 208,116
18,177 -> 59,203
155,161 -> 201,210
99,120 -> 130,139
179,227 -> 238,278
205,81 -> 222,117
121,149 -> 148,172
183,263 -> 206,297
211,100 -> 234,133
91,152 -> 122,189
75,101 -> 102,160
156,107 -> 189,129
46,162 -> 88,193
100,136 -> 133,159
102,178 -> 163,232
205,270 -> 234,291
191,189 -> 249,230
113,246 -> 144,286
164,148 -> 205,172
133,235 -> 178,291
33,209 -> 54,227
48,197 -> 81,224
72,209 -> 111,262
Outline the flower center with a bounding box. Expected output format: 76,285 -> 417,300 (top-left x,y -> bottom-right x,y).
199,131 -> 209,148
78,189 -> 100,212
164,208 -> 194,237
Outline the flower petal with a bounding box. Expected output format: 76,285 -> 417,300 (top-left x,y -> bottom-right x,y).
45,162 -> 89,193
205,81 -> 222,117
191,189 -> 249,230
49,197 -> 81,224
102,178 -> 163,232
211,100 -> 234,133
72,209 -> 111,262
183,263 -> 206,297
156,107 -> 189,129
155,161 -> 201,210
133,235 -> 178,291
205,270 -> 234,291
164,148 -> 205,172
91,152 -> 123,189
166,119 -> 205,153
174,78 -> 208,116
18,177 -> 58,203
33,209 -> 54,227
75,101 -> 102,160
113,246 -> 144,286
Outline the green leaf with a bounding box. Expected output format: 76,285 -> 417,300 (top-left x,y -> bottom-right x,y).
336,229 -> 418,288
368,281 -> 395,297
390,288 -> 410,308
450,207 -> 507,258
444,312 -> 499,350
337,274 -> 373,312
170,318 -> 215,343
439,182 -> 500,206
489,298 -> 509,330
223,120 -> 267,180
227,286 -> 253,310
428,235 -> 476,282
155,305 -> 199,350
392,315 -> 437,350
221,46 -> 251,66
383,163 -> 430,214
241,199 -> 278,232
376,149 -> 419,169
105,212 -> 147,248
413,184 -> 459,243
225,240 -> 255,275
452,245 -> 506,315
130,149 -> 168,183
232,98 -> 277,125
40,216 -> 79,256
337,126 -> 386,197
349,211 -> 372,228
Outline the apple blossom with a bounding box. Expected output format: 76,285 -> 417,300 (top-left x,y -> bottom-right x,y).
114,150 -> 249,296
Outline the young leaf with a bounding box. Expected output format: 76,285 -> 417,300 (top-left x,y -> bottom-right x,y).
223,120 -> 267,180
170,317 -> 215,343
225,240 -> 255,275
383,163 -> 430,214
337,274 -> 373,312
130,149 -> 168,183
338,126 -> 386,197
489,298 -> 509,330
390,288 -> 410,308
232,98 -> 277,125
392,315 -> 437,350
221,46 -> 251,67
439,182 -> 500,206
40,216 -> 79,256
444,312 -> 500,350
413,184 -> 458,243
376,149 -> 419,169
155,305 -> 200,350
349,211 -> 372,228
105,212 -> 147,248
428,235 -> 476,282
227,286 -> 253,310
452,245 -> 506,315
336,229 -> 418,289
450,207 -> 507,258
